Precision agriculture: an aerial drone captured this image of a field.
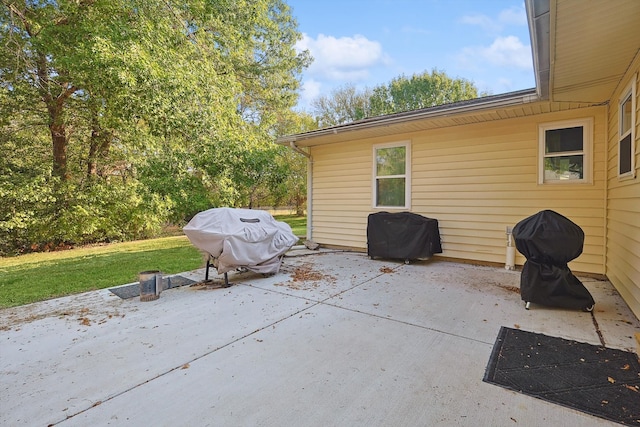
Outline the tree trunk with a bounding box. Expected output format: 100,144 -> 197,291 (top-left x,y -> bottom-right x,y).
87,136 -> 98,177
295,193 -> 305,216
36,50 -> 76,181
50,123 -> 69,180
87,113 -> 103,177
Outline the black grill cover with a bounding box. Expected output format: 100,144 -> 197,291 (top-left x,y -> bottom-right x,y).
367,212 -> 442,261
513,209 -> 584,265
520,261 -> 595,310
513,210 -> 594,310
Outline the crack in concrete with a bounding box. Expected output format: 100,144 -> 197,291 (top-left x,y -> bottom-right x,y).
590,311 -> 606,347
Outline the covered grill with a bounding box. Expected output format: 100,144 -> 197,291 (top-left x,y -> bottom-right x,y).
367,212 -> 442,263
184,208 -> 298,285
513,210 -> 594,311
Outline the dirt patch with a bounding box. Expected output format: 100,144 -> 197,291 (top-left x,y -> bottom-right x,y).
275,262 -> 337,291
189,280 -> 230,290
0,305 -> 126,331
0,294 -> 126,331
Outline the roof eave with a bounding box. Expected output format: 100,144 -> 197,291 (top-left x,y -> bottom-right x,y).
277,89 -> 539,145
525,0 -> 551,101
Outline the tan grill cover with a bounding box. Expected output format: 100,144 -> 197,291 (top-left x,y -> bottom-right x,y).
183,208 -> 298,274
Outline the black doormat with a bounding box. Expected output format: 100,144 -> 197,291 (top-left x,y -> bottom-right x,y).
483,326 -> 640,425
109,275 -> 195,299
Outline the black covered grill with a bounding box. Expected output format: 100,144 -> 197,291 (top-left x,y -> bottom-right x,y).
513,210 -> 594,311
367,212 -> 442,262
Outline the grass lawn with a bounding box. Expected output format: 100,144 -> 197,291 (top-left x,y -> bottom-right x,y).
274,214 -> 306,238
0,214 -> 306,308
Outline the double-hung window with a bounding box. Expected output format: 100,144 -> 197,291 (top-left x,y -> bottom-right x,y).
619,77 -> 636,178
539,119 -> 592,184
373,141 -> 411,209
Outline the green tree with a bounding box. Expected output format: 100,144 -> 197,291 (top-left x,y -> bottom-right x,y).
312,83 -> 372,127
369,69 -> 484,116
0,0 -> 310,253
308,70 -> 483,127
270,110 -> 317,214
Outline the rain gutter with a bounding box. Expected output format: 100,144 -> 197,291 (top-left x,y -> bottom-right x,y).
277,89 -> 539,145
525,0 -> 551,101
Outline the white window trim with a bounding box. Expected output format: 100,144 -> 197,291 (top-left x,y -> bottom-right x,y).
618,75 -> 636,179
538,118 -> 593,184
372,141 -> 411,209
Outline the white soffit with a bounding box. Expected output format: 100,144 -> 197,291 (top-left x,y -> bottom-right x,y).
551,0 -> 640,102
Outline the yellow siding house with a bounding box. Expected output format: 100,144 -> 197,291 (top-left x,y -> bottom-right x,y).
278,0 -> 640,318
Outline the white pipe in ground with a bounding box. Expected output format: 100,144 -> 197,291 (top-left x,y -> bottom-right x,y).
505,226 -> 516,270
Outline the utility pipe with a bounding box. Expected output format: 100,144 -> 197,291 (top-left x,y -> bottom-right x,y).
505,226 -> 516,270
289,141 -> 313,241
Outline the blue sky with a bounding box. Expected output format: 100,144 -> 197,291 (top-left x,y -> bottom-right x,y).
286,0 -> 536,111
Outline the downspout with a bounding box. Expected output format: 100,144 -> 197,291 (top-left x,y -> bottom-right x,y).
289,141 -> 313,241
603,103 -> 609,277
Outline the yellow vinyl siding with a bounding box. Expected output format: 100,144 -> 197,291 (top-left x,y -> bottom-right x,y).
605,54 -> 640,318
311,141 -> 374,248
310,106 -> 607,275
412,109 -> 605,274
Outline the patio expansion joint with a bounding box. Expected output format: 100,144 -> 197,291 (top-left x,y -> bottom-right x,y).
52,294 -> 326,426
245,268 -> 494,349
589,310 -> 607,347
311,266 -> 496,347
320,301 -> 494,347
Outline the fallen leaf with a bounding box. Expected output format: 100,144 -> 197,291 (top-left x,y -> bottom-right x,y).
601,400 -> 608,404
622,364 -> 630,370
624,384 -> 639,393
608,377 -> 615,384
514,324 -> 520,329
181,364 -> 190,369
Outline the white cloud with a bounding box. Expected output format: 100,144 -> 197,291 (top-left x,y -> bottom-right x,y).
460,14 -> 499,33
498,6 -> 527,26
483,36 -> 532,69
458,36 -> 532,70
296,33 -> 388,82
461,5 -> 527,33
299,78 -> 322,109
495,77 -> 516,92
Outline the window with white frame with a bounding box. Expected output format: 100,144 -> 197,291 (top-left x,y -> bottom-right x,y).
539,119 -> 592,184
373,141 -> 410,208
619,77 -> 636,178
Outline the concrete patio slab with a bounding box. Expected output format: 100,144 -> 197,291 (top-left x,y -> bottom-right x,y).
1,251 -> 638,426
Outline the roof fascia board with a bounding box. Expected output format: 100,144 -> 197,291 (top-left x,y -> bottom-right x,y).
277,89 -> 538,144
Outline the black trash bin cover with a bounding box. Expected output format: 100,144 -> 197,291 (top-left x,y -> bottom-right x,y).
513,210 -> 584,265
